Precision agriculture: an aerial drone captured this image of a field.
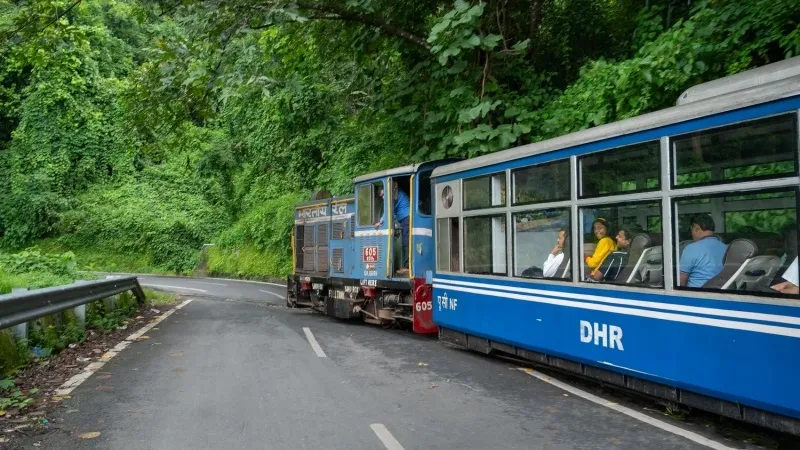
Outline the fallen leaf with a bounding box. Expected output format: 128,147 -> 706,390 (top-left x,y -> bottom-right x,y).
33,442 -> 41,447
563,394 -> 569,397
135,316 -> 144,319
66,409 -> 79,414
92,349 -> 102,354
79,432 -> 101,439
0,410 -> 5,417
51,395 -> 71,401
428,384 -> 439,389
417,362 -> 429,366
136,336 -> 150,341
0,437 -> 8,443
153,327 -> 159,330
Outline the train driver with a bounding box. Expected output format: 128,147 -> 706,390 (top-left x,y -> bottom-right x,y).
375,182 -> 411,273
679,214 -> 727,288
584,217 -> 616,274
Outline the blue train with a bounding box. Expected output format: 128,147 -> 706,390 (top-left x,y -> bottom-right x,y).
288,57 -> 800,434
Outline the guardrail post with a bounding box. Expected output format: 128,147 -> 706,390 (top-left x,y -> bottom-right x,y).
103,277 -> 118,311
10,288 -> 28,339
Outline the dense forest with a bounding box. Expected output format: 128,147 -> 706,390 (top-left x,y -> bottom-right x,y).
0,0 -> 798,280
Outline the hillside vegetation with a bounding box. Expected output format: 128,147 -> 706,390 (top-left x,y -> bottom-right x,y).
0,0 -> 798,278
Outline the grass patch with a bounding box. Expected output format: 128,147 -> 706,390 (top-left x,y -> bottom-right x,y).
33,239 -> 172,275
0,268 -> 76,295
206,245 -> 289,279
144,288 -> 178,306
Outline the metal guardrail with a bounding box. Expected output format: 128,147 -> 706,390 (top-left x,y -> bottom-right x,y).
0,276 -> 145,331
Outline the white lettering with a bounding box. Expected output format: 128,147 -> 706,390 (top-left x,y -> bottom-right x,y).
610,325 -> 624,351
593,322 -> 608,348
580,321 -> 623,351
580,320 -> 592,343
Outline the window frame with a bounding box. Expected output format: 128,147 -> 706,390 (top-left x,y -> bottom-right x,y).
669,113 -> 799,190
511,207 -> 572,281
578,140 -> 662,199
463,213 -> 508,276
418,170 -> 434,217
462,172 -> 507,211
511,158 -> 571,207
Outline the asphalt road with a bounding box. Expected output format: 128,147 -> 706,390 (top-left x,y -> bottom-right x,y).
13,276 -> 765,449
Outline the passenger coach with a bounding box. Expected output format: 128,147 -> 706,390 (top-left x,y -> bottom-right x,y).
431,57 -> 800,433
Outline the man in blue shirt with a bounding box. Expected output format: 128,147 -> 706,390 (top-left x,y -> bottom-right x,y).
375,182 -> 411,272
679,214 -> 727,288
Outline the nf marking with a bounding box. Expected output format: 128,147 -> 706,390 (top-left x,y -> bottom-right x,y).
518,368 -> 737,450
302,327 -> 327,357
370,424 -> 405,450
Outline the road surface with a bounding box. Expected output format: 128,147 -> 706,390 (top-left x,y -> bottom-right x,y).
14,275 -> 768,449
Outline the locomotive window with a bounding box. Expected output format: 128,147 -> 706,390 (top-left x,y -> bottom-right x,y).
463,172 -> 506,210
357,182 -> 385,227
513,208 -> 571,280
464,215 -> 506,275
672,114 -> 798,189
513,159 -> 570,205
673,189 -> 798,296
580,141 -> 660,198
418,171 -> 433,216
580,201 -> 663,288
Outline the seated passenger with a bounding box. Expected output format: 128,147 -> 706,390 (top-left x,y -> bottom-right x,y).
771,256 -> 799,294
590,228 -> 632,282
584,218 -> 616,273
542,228 -> 569,278
679,214 -> 727,288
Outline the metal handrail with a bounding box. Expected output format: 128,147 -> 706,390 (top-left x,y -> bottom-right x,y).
0,276 -> 145,330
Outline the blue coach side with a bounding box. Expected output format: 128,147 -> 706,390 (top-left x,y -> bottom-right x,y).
431,57 -> 800,434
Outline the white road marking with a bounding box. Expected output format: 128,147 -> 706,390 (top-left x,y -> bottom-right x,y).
370,424 -> 406,450
55,299 -> 193,396
186,281 -> 228,287
518,368 -> 737,450
259,289 -> 284,299
302,327 -> 327,358
141,283 -> 207,293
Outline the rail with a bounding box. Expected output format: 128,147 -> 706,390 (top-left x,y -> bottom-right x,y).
0,276 -> 145,330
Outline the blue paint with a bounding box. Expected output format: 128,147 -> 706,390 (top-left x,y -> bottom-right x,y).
434,95 -> 800,183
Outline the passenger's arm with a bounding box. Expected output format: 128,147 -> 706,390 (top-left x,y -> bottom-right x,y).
542,254 -> 559,277
679,272 -> 689,287
585,238 -> 614,268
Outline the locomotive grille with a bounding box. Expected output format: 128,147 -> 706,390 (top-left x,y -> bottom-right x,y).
295,225 -> 305,271
317,247 -> 329,273
331,221 -> 345,240
304,226 -> 315,247
350,216 -> 355,238
302,250 -> 315,272
332,248 -> 344,273
317,223 -> 329,247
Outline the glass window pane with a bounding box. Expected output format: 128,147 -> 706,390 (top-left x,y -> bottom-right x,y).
418,171 -> 432,215
357,185 -> 372,226
512,160 -> 570,205
580,201 -> 663,287
436,218 -> 450,271
463,173 -> 506,210
513,208 -> 571,280
580,141 -> 660,198
674,189 -> 798,296
464,215 -> 507,275
673,114 -> 798,188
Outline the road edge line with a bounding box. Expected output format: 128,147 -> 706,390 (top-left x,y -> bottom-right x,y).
54,299 -> 194,396
517,368 -> 737,450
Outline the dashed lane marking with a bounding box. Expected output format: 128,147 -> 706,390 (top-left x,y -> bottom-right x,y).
259,289 -> 285,300
302,327 -> 327,358
370,424 -> 405,450
54,299 -> 194,396
518,368 -> 737,450
141,283 -> 207,293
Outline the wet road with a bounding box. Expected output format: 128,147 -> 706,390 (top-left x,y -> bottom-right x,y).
15,275 -> 758,450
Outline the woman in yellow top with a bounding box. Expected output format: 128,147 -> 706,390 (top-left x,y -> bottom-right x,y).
584,217 -> 616,274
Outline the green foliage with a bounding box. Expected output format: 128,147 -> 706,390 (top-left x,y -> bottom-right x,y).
0,332 -> 29,375
143,288 -> 177,306
0,379 -> 37,412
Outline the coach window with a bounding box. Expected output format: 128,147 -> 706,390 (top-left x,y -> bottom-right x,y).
357,182 -> 384,227
580,141 -> 660,198
673,189 -> 798,296
464,215 -> 506,275
513,159 -> 570,205
673,114 -> 798,188
437,218 -> 460,272
463,172 -> 506,210
514,208 -> 571,280
580,201 -> 663,287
